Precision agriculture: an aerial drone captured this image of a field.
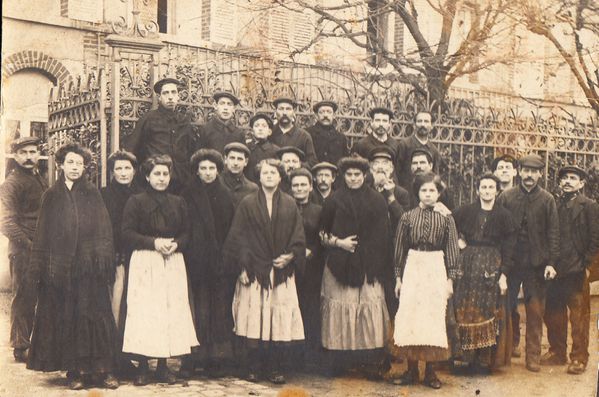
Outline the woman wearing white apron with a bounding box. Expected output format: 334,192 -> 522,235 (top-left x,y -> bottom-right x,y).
121,154 -> 198,385
393,172 -> 461,389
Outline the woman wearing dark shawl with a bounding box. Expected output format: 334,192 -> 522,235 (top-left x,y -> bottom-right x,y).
452,173 -> 515,373
180,149 -> 235,378
121,155 -> 198,386
223,158 -> 305,385
27,143 -> 119,390
319,156 -> 392,378
100,150 -> 142,375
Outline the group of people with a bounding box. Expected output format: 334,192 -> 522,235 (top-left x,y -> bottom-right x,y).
1,77 -> 596,391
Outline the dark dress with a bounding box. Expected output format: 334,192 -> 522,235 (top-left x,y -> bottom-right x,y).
100,179 -> 142,351
296,201 -> 323,352
453,201 -> 516,367
182,177 -> 236,365
27,176 -> 117,375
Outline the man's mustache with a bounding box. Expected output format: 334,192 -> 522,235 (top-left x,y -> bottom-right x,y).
23,160 -> 35,165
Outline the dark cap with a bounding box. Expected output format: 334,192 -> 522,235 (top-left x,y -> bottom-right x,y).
410,148 -> 433,164
519,154 -> 544,169
368,146 -> 395,162
368,107 -> 394,120
11,136 -> 41,153
558,165 -> 588,180
491,154 -> 518,171
153,78 -> 182,94
313,100 -> 338,113
213,91 -> 240,105
273,97 -> 297,109
190,148 -> 224,172
249,113 -> 273,129
223,142 -> 251,157
338,156 -> 370,174
312,162 -> 338,174
289,167 -> 314,183
276,146 -> 305,161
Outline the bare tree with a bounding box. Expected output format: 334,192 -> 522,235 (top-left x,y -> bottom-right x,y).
515,0 -> 599,115
256,0 -> 519,107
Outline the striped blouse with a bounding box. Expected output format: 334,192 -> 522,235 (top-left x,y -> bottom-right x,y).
394,206 -> 461,280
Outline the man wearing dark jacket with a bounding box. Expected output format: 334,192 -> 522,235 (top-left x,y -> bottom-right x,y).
197,91 -> 246,155
306,101 -> 348,164
270,97 -> 318,167
221,142 -> 259,208
122,78 -> 195,193
496,153 -> 560,372
0,137 -> 48,362
352,107 -> 400,161
542,165 -> 599,375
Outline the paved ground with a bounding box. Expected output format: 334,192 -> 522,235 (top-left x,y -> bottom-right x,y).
0,289 -> 597,396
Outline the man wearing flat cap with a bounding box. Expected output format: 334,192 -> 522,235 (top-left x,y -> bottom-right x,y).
396,111 -> 442,190
306,101 -> 348,165
0,136 -> 48,362
270,97 -> 318,167
246,113 -> 280,183
309,162 -> 337,206
277,146 -> 305,193
541,165 -> 599,375
123,77 -> 194,193
221,142 -> 258,208
496,153 -> 560,372
197,91 -> 246,155
352,107 -> 400,162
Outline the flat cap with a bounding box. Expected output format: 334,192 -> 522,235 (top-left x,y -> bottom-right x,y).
369,146 -> 395,162
313,100 -> 338,113
273,97 -> 297,109
338,156 -> 370,174
11,136 -> 41,153
558,165 -> 588,180
519,154 -> 544,169
153,77 -> 182,94
368,107 -> 394,120
190,148 -> 224,172
249,113 -> 274,129
312,162 -> 338,174
276,146 -> 305,161
491,154 -> 518,171
213,91 -> 240,105
223,142 -> 251,157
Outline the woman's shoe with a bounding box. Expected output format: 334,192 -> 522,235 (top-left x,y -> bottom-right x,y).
423,372 -> 442,389
267,372 -> 286,385
155,368 -> 177,384
102,374 -> 119,389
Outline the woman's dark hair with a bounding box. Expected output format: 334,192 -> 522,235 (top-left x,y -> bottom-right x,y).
54,142 -> 93,165
412,171 -> 444,200
190,148 -> 224,173
255,158 -> 286,179
141,154 -> 173,177
475,172 -> 501,191
107,150 -> 137,171
289,167 -> 313,186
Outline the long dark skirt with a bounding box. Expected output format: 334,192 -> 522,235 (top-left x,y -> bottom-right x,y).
454,245 -> 511,368
27,276 -> 117,375
190,274 -> 237,364
297,258 -> 324,352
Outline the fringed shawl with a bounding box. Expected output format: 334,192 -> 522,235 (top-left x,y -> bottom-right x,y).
319,184 -> 391,287
30,175 -> 115,288
223,189 -> 306,289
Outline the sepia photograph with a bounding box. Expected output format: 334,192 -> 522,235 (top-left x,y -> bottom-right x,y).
1,0 -> 598,395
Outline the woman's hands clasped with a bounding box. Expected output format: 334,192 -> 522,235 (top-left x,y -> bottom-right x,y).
273,253 -> 294,269
154,238 -> 178,256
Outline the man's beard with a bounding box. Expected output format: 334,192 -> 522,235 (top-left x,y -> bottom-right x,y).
278,115 -> 292,126
318,182 -> 330,192
374,126 -> 387,136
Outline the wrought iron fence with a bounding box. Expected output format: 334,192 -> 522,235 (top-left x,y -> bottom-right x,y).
47,38 -> 599,206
